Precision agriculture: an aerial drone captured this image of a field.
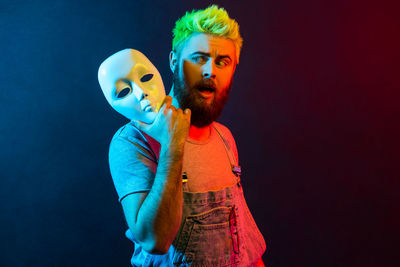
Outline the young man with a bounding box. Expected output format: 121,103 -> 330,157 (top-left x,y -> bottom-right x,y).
109,5 -> 266,266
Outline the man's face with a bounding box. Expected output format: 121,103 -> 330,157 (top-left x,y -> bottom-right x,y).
172,33 -> 237,127
98,49 -> 165,123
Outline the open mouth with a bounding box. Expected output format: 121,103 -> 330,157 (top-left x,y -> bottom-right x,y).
196,80 -> 216,98
198,86 -> 215,93
197,86 -> 215,99
197,83 -> 216,94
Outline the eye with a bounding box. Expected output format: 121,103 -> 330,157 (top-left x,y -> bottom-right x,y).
216,59 -> 231,67
116,87 -> 131,98
140,73 -> 154,82
216,61 -> 226,67
192,55 -> 207,64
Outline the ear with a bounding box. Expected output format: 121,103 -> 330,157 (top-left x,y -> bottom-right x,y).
169,51 -> 178,73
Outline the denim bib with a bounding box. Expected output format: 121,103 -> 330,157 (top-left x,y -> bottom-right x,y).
127,125 -> 266,266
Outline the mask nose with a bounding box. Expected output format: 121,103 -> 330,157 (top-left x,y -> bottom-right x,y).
202,60 -> 216,79
131,82 -> 148,101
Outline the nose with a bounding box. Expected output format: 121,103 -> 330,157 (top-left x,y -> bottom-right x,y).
132,82 -> 147,101
202,59 -> 216,79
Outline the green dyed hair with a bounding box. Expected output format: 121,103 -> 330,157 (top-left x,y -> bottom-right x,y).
172,5 -> 243,63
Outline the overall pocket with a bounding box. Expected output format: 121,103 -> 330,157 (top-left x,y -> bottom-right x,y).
173,206 -> 239,267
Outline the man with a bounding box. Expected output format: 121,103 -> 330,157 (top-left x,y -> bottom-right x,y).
109,5 -> 266,266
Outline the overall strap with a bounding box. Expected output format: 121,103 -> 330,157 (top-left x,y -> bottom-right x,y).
213,124 -> 242,181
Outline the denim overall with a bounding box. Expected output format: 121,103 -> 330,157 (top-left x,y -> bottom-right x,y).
126,125 -> 266,266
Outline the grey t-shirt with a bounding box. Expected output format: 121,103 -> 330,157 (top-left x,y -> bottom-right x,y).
109,121 -> 239,201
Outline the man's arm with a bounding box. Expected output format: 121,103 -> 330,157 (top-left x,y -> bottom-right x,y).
121,147 -> 184,254
119,96 -> 191,254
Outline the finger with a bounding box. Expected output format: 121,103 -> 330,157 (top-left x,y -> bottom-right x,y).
156,98 -> 171,116
184,108 -> 191,124
158,100 -> 168,113
162,95 -> 173,109
158,96 -> 171,113
160,95 -> 172,105
169,104 -> 177,112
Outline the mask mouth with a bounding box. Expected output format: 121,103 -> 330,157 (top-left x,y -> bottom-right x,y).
143,105 -> 152,112
140,99 -> 152,112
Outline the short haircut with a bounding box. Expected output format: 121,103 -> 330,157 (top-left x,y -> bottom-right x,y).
172,5 -> 243,63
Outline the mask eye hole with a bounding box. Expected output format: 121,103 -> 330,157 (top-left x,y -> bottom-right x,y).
116,87 -> 131,98
140,73 -> 153,82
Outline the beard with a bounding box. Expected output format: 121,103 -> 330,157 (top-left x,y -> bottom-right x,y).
173,66 -> 233,128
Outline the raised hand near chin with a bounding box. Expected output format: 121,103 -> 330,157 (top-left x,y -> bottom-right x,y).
131,96 -> 191,154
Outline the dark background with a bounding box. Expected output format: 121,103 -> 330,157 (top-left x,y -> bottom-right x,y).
1,0 -> 399,266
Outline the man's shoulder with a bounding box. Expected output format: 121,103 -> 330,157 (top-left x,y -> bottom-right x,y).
213,121 -> 235,141
111,122 -> 155,148
112,122 -> 143,141
110,121 -> 161,161
109,122 -> 147,154
213,121 -> 239,162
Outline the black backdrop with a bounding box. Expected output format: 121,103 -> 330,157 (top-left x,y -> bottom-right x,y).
1,0 -> 399,266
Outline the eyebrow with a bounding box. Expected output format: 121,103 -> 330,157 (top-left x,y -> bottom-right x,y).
190,51 -> 232,61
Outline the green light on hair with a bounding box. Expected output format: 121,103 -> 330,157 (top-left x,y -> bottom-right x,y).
172,5 -> 243,63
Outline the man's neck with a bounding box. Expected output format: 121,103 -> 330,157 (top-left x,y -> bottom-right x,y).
169,86 -> 181,109
189,124 -> 211,141
169,87 -> 211,142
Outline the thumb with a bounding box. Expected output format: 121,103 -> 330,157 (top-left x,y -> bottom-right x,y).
131,119 -> 150,132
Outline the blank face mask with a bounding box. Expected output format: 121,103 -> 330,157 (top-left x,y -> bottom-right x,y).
98,49 -> 165,123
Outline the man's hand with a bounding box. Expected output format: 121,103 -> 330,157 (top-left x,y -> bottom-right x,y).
132,96 -> 191,154
123,96 -> 190,254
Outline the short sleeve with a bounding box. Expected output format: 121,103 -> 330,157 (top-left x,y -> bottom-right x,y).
109,124 -> 158,202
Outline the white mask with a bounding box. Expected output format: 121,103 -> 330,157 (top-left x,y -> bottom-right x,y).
98,49 -> 165,123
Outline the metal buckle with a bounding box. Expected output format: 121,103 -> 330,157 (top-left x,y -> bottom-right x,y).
232,166 -> 241,177
182,172 -> 188,183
